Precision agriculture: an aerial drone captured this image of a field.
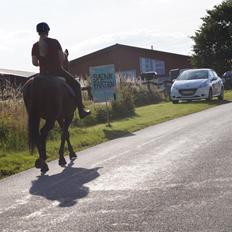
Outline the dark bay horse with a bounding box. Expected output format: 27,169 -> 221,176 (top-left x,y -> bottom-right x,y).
23,75 -> 77,174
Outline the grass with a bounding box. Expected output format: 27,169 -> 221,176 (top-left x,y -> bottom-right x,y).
1,90 -> 232,179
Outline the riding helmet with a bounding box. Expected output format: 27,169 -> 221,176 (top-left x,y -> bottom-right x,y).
36,22 -> 50,34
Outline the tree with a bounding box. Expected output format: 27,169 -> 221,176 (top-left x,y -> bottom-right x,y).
191,0 -> 232,75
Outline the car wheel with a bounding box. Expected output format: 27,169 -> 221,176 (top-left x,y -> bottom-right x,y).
218,87 -> 224,101
172,100 -> 179,104
207,88 -> 213,102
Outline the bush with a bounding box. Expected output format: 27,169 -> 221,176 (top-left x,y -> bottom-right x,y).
111,83 -> 135,118
0,101 -> 27,151
0,122 -> 9,148
71,104 -> 108,127
131,83 -> 163,106
2,125 -> 27,151
95,106 -> 108,122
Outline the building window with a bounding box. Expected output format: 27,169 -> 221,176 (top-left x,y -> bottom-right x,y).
139,57 -> 165,75
117,70 -> 137,82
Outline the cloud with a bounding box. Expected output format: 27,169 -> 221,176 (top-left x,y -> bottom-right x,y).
0,30 -> 34,51
0,30 -> 36,71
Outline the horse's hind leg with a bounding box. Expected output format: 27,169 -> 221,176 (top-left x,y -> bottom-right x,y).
58,119 -> 67,166
58,128 -> 67,166
36,120 -> 55,173
66,130 -> 77,160
63,116 -> 76,160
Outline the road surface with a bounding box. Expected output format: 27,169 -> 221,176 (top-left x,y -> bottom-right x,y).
1,103 -> 232,231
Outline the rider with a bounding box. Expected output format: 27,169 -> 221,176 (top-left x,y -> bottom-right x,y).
31,22 -> 90,119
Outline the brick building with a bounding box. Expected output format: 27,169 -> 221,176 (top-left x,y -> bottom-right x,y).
69,43 -> 192,79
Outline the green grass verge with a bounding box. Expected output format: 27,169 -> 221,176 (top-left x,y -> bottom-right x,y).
1,90 -> 232,179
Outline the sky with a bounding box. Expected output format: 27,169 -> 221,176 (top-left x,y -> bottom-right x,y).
0,0 -> 223,72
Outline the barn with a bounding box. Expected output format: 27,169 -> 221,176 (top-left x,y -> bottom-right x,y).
69,43 -> 192,80
0,69 -> 36,99
0,69 -> 36,89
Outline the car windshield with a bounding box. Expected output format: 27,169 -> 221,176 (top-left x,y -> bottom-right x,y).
177,70 -> 208,80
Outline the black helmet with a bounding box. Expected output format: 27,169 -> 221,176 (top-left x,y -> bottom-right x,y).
36,22 -> 50,34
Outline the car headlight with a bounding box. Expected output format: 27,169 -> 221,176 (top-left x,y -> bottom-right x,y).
198,81 -> 208,88
172,84 -> 178,90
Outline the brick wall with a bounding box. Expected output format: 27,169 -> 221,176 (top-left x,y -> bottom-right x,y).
70,44 -> 192,78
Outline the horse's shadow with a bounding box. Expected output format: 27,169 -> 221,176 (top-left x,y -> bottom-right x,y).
29,160 -> 101,207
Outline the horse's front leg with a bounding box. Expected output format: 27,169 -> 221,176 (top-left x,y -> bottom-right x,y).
63,117 -> 76,160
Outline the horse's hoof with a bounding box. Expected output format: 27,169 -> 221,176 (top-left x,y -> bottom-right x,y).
35,159 -> 41,169
69,152 -> 77,160
41,163 -> 49,174
59,158 -> 67,166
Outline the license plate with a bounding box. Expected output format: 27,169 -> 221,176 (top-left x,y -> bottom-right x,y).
181,90 -> 194,95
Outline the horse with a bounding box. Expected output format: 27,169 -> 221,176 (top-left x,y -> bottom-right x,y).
23,75 -> 77,174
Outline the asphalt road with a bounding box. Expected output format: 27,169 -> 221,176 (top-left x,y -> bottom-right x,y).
1,103 -> 232,232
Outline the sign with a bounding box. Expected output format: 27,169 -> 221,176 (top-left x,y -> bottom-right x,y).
90,64 -> 116,102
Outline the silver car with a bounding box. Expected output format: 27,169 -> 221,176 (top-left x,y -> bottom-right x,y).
170,69 -> 224,104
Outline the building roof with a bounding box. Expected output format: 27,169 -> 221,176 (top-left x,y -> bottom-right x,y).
0,68 -> 36,78
70,43 -> 190,64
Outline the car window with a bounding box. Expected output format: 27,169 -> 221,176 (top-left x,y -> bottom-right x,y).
212,71 -> 218,77
208,70 -> 215,78
177,70 -> 208,80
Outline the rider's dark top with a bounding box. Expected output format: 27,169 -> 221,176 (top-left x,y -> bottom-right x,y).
32,38 -> 63,75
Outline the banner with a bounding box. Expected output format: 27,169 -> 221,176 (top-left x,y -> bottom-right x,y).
90,64 -> 116,102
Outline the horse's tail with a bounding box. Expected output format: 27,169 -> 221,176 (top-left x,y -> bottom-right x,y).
28,82 -> 40,154
28,111 -> 40,154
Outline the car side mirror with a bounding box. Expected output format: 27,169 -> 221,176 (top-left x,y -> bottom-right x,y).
211,77 -> 217,81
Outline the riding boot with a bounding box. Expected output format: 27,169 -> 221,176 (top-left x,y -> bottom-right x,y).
72,81 -> 91,119
72,84 -> 91,119
79,107 -> 91,119
58,69 -> 91,119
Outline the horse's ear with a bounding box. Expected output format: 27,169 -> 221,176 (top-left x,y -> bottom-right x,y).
64,49 -> 69,56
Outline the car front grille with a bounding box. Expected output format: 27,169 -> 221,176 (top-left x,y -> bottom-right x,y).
179,88 -> 197,96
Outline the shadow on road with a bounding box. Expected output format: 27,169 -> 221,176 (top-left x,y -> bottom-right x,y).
103,129 -> 135,140
29,160 -> 101,207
